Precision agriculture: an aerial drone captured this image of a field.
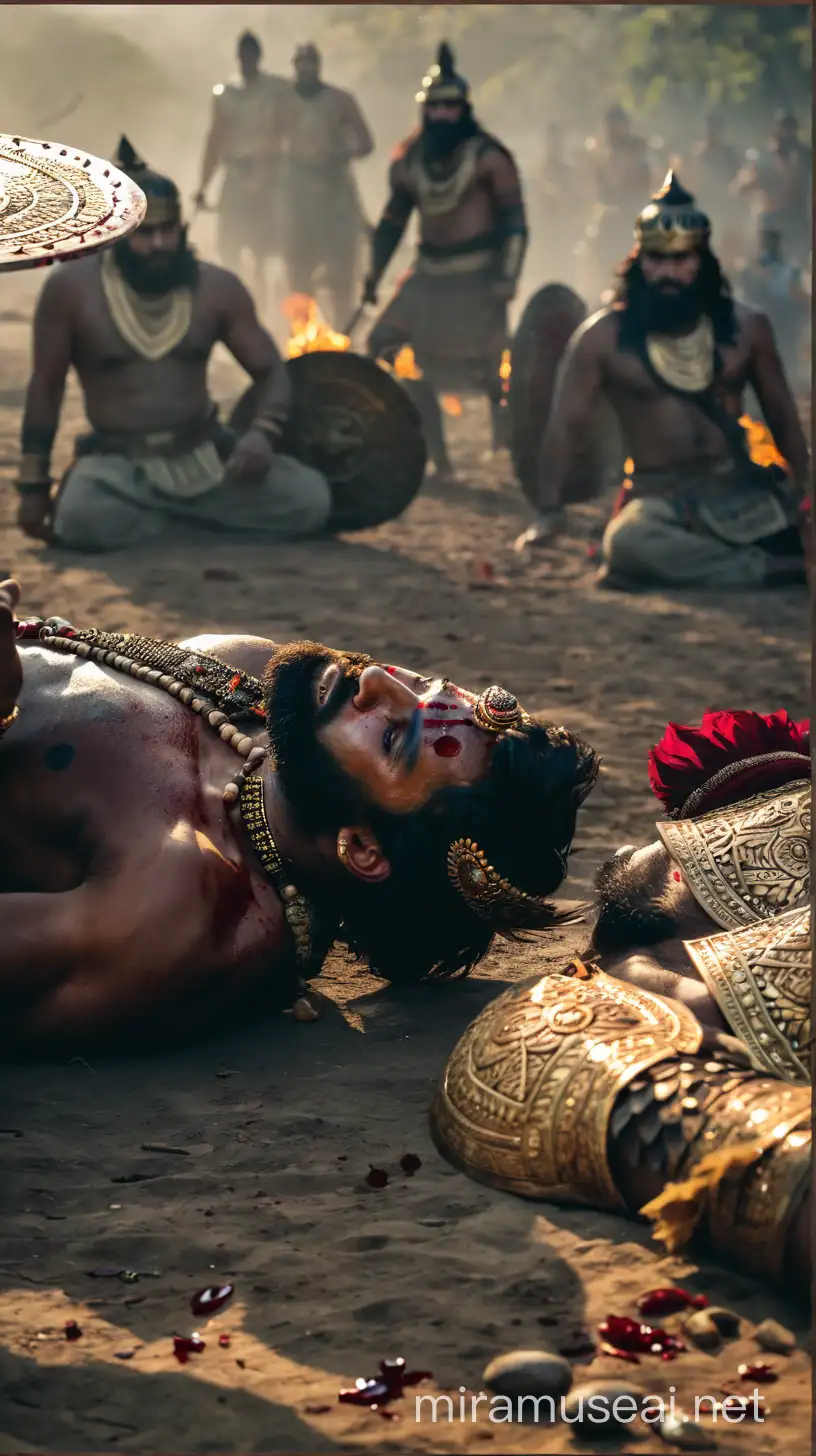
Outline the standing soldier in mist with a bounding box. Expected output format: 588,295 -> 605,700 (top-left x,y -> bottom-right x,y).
195,30 -> 289,314
277,43 -> 374,330
362,44 -> 528,485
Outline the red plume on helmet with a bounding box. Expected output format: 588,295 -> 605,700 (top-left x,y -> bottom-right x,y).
648,709 -> 810,819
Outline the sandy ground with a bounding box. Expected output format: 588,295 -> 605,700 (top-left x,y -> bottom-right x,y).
0,331 -> 810,1454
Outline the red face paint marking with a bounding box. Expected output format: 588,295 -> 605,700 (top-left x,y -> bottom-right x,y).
673,871 -> 682,882
385,666 -> 397,675
423,717 -> 473,729
433,736 -> 461,758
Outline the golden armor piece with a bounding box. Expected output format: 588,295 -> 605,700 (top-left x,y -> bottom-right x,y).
430,961 -> 703,1207
0,134 -> 145,270
685,904 -> 811,1084
643,1067 -> 811,1278
657,780 -> 810,930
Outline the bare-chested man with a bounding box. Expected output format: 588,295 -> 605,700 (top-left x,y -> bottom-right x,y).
363,43 -> 528,483
17,140 -> 331,553
0,576 -> 596,1053
516,173 -> 810,590
195,31 -> 291,312
277,43 -> 373,329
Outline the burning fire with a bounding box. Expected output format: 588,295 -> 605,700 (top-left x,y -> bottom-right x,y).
739,415 -> 787,469
281,294 -> 424,383
500,347 -> 512,393
282,294 -> 350,357
441,396 -> 463,417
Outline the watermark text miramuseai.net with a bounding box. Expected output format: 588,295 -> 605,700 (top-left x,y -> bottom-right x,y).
414,1386 -> 766,1426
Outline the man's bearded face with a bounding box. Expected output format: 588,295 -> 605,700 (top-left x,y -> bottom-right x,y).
422,100 -> 475,160
114,223 -> 197,297
591,844 -> 680,955
638,250 -> 703,333
263,641 -> 496,831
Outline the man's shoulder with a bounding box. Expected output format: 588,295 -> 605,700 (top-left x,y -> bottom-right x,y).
195,259 -> 248,301
391,130 -> 420,165
476,131 -> 518,166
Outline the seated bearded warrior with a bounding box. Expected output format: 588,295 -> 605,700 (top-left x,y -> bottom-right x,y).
519,173 -> 810,590
0,578 -> 597,1053
432,708 -> 812,1291
17,139 -> 331,552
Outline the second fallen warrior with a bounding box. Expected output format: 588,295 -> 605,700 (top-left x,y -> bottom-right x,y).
363,44 -> 528,484
17,139 -> 331,551
517,173 -> 810,588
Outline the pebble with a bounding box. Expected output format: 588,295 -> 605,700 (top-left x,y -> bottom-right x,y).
682,1310 -> 722,1350
754,1318 -> 795,1355
482,1349 -> 573,1401
706,1306 -> 741,1339
659,1411 -> 718,1450
561,1379 -> 642,1433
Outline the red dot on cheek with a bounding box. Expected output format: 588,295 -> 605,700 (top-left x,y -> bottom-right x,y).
673,871 -> 682,882
434,735 -> 461,758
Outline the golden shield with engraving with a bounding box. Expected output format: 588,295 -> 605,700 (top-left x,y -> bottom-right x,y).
430,962 -> 703,1209
0,134 -> 145,271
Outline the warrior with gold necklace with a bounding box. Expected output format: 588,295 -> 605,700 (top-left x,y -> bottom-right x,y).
517,173 -> 811,589
16,138 -> 331,552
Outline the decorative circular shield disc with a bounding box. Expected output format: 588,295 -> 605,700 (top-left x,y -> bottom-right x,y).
508,283 -> 594,504
231,351 -> 428,533
0,134 -> 146,272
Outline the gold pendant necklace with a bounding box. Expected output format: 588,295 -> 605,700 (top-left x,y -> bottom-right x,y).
238,775 -> 314,968
646,314 -> 715,393
101,249 -> 193,362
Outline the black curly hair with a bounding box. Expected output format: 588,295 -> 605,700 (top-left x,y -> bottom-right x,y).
263,643 -> 599,984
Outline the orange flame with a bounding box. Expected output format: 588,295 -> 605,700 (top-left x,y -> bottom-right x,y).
392,346 -> 423,380
441,395 -> 463,417
738,415 -> 787,470
500,347 -> 512,395
282,294 -> 350,357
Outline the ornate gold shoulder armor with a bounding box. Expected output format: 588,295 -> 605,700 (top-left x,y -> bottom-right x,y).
684,904 -> 810,1084
430,961 -> 703,1208
657,780 -> 810,929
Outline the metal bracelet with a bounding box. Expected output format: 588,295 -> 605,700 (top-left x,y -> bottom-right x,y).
0,704 -> 19,734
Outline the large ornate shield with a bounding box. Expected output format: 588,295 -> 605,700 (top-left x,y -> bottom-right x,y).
230,351 -> 427,533
509,283 -> 602,505
0,134 -> 145,270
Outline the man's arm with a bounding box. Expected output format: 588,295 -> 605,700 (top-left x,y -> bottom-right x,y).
196,91 -> 227,201
363,158 -> 415,302
534,315 -> 608,514
18,268 -> 74,538
339,91 -> 374,161
217,273 -> 292,479
746,310 -> 810,489
482,145 -> 528,298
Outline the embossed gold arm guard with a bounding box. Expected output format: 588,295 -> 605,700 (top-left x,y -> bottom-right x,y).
431,962 -> 811,1281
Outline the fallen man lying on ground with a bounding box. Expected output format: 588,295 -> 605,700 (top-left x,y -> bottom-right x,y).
432,709 -> 811,1290
0,577 -> 597,1053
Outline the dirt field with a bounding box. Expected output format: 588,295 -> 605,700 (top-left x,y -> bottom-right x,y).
0,330 -> 810,1454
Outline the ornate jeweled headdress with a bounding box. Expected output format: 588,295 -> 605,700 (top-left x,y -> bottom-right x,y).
447,838 -> 566,932
636,171 -> 710,256
473,685 -> 530,734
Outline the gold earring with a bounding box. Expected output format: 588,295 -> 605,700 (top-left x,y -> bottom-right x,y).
337,837 -> 350,860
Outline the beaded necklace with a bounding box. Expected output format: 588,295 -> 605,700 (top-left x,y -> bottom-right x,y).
33,619 -> 317,969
